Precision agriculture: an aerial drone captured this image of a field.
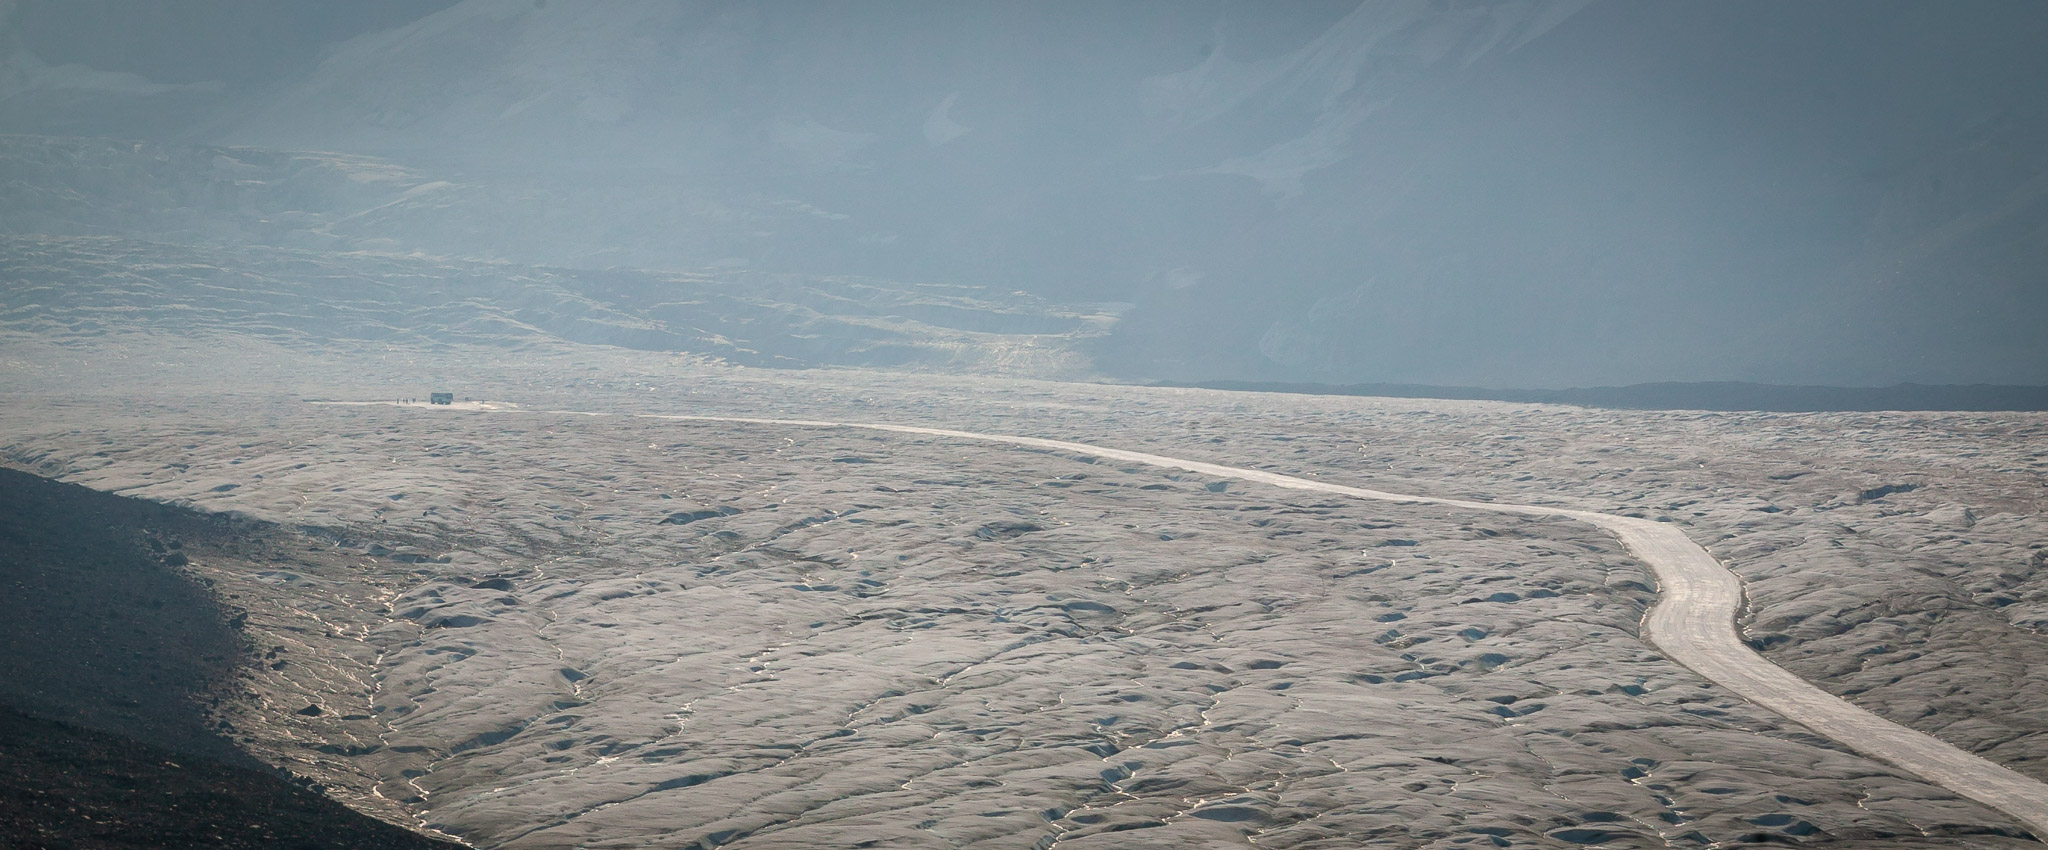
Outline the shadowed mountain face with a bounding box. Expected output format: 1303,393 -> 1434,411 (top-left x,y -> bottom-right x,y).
0,466 -> 462,849
0,708 -> 459,850
0,466 -> 249,765
3,0 -> 2045,387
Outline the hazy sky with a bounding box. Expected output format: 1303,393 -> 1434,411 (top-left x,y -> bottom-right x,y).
5,0 -> 2045,388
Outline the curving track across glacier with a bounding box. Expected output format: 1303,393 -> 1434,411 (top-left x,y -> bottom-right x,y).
407,404 -> 2048,838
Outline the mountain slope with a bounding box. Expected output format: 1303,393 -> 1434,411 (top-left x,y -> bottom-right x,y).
0,234 -> 1112,376
5,0 -> 2046,386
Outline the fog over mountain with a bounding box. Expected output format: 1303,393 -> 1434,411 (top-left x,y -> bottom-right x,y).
4,0 -> 2045,388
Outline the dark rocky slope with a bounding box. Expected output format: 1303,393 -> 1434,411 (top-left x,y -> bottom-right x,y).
0,467 -> 457,850
0,708 -> 456,850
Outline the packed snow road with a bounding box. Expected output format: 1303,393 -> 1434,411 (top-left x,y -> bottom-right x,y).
400,403 -> 2048,839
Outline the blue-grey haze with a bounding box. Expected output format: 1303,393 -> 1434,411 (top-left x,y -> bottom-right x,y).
3,0 -> 2044,387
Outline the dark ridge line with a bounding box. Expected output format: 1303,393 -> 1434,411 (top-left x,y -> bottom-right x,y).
1149,380 -> 2048,413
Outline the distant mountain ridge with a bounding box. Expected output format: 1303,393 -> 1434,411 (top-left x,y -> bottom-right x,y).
0,232 -> 1115,377
1159,380 -> 2048,413
2,0 -> 2044,387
